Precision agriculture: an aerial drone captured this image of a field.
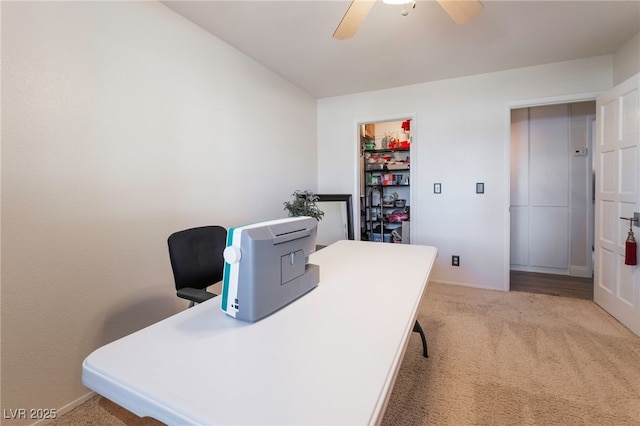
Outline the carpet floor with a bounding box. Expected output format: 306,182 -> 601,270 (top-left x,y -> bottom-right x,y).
54,282 -> 640,425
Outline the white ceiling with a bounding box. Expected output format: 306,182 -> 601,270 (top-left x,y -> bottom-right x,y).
162,1 -> 640,98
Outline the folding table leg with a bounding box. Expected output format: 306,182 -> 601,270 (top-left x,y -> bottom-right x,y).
413,320 -> 428,358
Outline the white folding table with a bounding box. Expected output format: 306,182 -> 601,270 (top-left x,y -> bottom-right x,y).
82,240 -> 437,425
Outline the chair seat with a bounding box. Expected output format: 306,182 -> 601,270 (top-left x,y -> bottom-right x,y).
176,288 -> 216,304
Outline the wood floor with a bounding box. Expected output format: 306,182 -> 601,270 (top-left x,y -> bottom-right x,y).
510,270 -> 593,300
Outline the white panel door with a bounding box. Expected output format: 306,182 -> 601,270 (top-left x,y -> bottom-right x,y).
594,73 -> 640,336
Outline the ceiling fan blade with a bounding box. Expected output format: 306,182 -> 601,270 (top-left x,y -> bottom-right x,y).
437,0 -> 484,25
333,0 -> 376,40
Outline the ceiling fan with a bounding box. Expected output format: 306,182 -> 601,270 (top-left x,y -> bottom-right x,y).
333,0 -> 484,40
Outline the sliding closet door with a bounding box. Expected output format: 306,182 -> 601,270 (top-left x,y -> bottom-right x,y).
510,108 -> 530,266
529,104 -> 570,269
511,104 -> 570,274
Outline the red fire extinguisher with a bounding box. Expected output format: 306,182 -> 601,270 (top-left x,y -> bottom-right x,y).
623,217 -> 637,266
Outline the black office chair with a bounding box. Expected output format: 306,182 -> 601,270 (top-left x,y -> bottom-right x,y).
167,226 -> 227,308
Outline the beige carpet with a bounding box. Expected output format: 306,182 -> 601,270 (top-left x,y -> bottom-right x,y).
384,282 -> 640,425
55,282 -> 640,425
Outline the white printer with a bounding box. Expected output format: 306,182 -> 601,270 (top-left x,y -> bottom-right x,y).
221,217 -> 320,322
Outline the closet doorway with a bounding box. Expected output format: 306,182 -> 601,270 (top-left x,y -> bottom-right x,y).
358,118 -> 413,244
510,101 -> 595,298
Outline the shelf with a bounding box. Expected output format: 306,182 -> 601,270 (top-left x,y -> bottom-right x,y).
364,167 -> 410,172
365,184 -> 410,187
370,204 -> 409,208
365,219 -> 405,225
363,148 -> 410,153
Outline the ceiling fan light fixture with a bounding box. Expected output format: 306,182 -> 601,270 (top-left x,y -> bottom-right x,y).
334,0 -> 482,40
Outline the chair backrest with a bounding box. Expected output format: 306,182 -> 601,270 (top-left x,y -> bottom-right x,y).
167,226 -> 227,292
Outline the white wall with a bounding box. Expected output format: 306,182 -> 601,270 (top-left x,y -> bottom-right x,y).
318,56 -> 613,290
1,2 -> 317,422
613,32 -> 640,86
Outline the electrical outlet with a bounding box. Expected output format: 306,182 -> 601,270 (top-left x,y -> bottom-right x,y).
452,255 -> 460,266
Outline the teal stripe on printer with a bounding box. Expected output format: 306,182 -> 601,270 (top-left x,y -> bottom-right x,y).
221,227 -> 235,311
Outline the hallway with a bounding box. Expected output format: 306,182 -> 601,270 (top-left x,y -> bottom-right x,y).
510,270 -> 593,300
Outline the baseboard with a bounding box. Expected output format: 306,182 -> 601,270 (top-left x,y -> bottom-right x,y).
510,265 -> 570,275
510,265 -> 593,278
429,279 -> 507,292
569,266 -> 593,278
32,391 -> 96,426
